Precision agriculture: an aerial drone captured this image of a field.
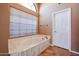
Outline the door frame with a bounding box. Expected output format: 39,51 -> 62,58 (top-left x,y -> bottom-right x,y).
52,8 -> 71,50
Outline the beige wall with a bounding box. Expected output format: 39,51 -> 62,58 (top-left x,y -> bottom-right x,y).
39,3 -> 79,52
0,4 -> 10,55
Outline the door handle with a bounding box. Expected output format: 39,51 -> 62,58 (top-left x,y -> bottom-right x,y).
54,31 -> 56,32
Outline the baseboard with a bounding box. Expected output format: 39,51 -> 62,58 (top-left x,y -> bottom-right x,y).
70,50 -> 79,55
50,44 -> 54,46
50,44 -> 79,55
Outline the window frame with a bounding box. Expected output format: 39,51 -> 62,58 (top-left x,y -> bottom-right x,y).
19,3 -> 37,12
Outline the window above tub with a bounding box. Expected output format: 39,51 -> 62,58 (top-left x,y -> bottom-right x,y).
19,3 -> 36,12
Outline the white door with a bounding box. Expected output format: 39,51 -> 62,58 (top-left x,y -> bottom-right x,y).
52,8 -> 71,50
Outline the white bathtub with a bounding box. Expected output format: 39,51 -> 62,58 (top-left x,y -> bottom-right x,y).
8,35 -> 50,56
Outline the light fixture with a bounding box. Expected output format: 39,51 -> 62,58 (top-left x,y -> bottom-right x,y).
58,3 -> 62,5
